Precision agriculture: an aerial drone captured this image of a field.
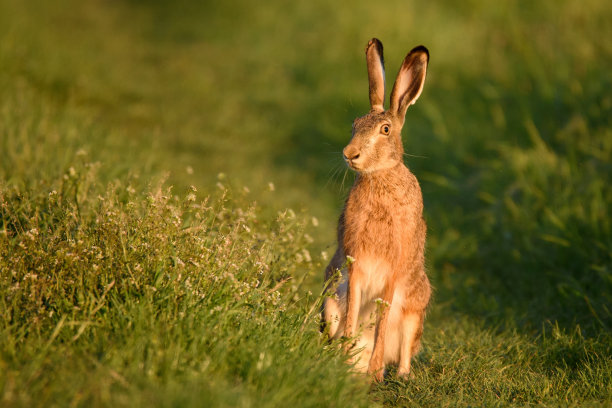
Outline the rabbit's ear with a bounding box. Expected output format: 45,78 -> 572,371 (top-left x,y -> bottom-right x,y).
366,38 -> 385,111
389,46 -> 428,119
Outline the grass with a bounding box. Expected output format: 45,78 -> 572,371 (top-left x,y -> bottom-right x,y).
1,0 -> 611,406
1,169 -> 365,407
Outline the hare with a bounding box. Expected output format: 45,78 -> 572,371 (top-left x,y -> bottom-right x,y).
322,38 -> 431,382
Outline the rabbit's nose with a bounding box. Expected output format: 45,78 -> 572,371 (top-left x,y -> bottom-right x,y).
343,146 -> 360,161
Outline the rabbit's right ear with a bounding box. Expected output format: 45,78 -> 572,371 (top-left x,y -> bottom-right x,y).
366,38 -> 385,111
389,46 -> 429,120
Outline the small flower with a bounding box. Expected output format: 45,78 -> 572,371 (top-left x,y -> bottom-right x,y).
311,217 -> 319,227
346,255 -> 356,264
186,166 -> 194,175
268,182 -> 275,192
321,251 -> 329,261
374,298 -> 391,310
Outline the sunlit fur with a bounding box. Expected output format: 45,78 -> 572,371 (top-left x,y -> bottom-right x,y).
323,38 -> 430,382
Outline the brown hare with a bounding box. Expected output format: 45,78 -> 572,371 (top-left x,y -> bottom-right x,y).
322,38 -> 431,382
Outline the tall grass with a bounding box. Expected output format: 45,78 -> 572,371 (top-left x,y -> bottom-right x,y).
0,162 -> 367,406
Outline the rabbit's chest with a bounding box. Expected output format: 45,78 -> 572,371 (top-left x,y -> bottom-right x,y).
343,193 -> 408,256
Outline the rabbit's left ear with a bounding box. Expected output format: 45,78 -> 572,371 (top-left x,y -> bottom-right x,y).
366,38 -> 385,111
390,46 -> 428,119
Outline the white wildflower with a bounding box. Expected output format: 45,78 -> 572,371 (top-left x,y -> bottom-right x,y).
374,298 -> 390,308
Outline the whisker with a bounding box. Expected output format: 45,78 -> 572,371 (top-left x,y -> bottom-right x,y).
403,152 -> 428,159
340,168 -> 349,192
324,159 -> 348,189
324,164 -> 343,189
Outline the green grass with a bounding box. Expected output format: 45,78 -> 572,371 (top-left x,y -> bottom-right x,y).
1,0 -> 611,406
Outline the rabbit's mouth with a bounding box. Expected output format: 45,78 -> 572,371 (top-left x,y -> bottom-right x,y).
345,158 -> 364,172
347,156 -> 403,174
343,146 -> 364,171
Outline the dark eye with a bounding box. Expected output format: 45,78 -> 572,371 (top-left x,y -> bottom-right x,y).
381,124 -> 390,135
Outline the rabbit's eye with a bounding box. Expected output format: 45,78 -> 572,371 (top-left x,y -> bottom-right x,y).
381,124 -> 390,135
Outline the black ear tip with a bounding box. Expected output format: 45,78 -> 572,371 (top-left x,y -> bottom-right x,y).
410,45 -> 429,61
366,38 -> 384,54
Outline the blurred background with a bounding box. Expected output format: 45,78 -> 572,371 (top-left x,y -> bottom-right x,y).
1,0 -> 610,335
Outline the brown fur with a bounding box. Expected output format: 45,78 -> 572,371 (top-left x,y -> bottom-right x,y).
322,39 -> 431,382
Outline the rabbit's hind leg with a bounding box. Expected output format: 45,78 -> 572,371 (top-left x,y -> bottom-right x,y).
322,284 -> 346,339
397,310 -> 424,378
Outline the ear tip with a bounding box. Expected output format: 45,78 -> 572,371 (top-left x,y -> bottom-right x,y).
410,45 -> 430,61
366,38 -> 384,54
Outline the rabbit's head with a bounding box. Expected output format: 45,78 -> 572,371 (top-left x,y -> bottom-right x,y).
343,39 -> 428,173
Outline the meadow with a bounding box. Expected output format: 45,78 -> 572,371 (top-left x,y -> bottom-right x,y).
1,0 -> 611,406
